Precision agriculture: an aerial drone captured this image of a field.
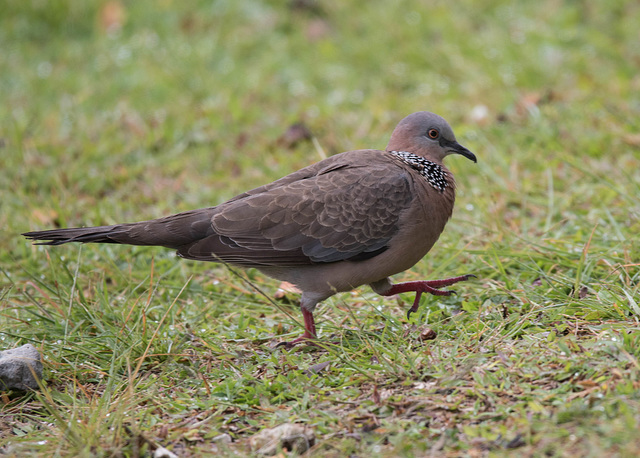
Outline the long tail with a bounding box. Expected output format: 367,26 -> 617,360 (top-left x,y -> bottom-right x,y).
23,208 -> 217,249
23,224 -> 134,246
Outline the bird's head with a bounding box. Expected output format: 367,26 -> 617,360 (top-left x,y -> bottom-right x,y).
386,111 -> 477,164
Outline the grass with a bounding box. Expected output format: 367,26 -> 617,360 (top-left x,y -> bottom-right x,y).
1,0 -> 640,456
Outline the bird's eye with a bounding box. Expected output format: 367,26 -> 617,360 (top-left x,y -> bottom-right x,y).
427,129 -> 439,139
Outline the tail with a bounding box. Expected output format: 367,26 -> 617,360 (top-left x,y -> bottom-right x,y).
23,208 -> 217,249
23,224 -> 134,246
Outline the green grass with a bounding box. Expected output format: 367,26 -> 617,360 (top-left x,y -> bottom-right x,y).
2,0 -> 640,456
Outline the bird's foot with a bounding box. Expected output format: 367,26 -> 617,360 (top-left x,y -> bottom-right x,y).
382,274 -> 476,319
275,335 -> 340,350
275,332 -> 316,350
274,307 -> 318,349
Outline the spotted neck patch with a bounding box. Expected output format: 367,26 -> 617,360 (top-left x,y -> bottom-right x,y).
388,150 -> 449,192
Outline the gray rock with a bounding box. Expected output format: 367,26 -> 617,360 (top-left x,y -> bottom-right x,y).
212,433 -> 232,443
152,446 -> 178,458
250,423 -> 315,455
0,344 -> 43,390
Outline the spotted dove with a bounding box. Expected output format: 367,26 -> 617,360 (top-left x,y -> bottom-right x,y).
23,111 -> 477,347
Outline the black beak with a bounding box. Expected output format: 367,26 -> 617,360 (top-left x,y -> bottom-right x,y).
442,138 -> 477,163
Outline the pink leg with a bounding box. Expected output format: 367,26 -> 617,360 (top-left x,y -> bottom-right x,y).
276,307 -> 317,349
380,274 -> 476,319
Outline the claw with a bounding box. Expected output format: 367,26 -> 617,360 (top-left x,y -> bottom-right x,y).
406,291 -> 423,320
275,340 -> 295,350
383,274 -> 476,321
275,336 -> 337,350
275,307 -> 317,349
275,333 -> 315,350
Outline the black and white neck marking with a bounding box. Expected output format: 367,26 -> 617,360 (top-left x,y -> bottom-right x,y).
388,150 -> 449,193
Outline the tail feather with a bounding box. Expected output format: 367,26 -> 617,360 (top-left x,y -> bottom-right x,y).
23,208 -> 218,248
23,224 -> 140,246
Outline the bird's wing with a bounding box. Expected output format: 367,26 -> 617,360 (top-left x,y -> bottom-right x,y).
178,158 -> 415,266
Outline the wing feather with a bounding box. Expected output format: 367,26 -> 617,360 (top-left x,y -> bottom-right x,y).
177,153 -> 415,266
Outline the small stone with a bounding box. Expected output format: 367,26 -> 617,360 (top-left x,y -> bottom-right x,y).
419,327 -> 437,341
212,433 -> 232,443
153,446 -> 178,458
250,423 -> 315,455
469,104 -> 490,124
579,286 -> 589,299
0,344 -> 43,391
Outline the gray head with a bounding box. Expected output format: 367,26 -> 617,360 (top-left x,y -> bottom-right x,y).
386,111 -> 477,164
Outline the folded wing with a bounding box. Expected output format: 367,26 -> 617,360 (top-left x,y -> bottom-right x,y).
179,161 -> 414,266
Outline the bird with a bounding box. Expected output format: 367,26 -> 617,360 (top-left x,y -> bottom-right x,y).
23,111 -> 477,347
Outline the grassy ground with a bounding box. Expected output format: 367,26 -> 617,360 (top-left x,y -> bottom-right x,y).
1,0 -> 640,456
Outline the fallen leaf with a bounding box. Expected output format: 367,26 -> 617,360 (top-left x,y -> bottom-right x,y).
304,361 -> 330,376
276,123 -> 312,149
99,1 -> 126,33
31,208 -> 58,226
276,281 -> 302,295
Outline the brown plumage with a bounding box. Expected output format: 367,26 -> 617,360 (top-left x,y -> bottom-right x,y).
23,111 -> 477,347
